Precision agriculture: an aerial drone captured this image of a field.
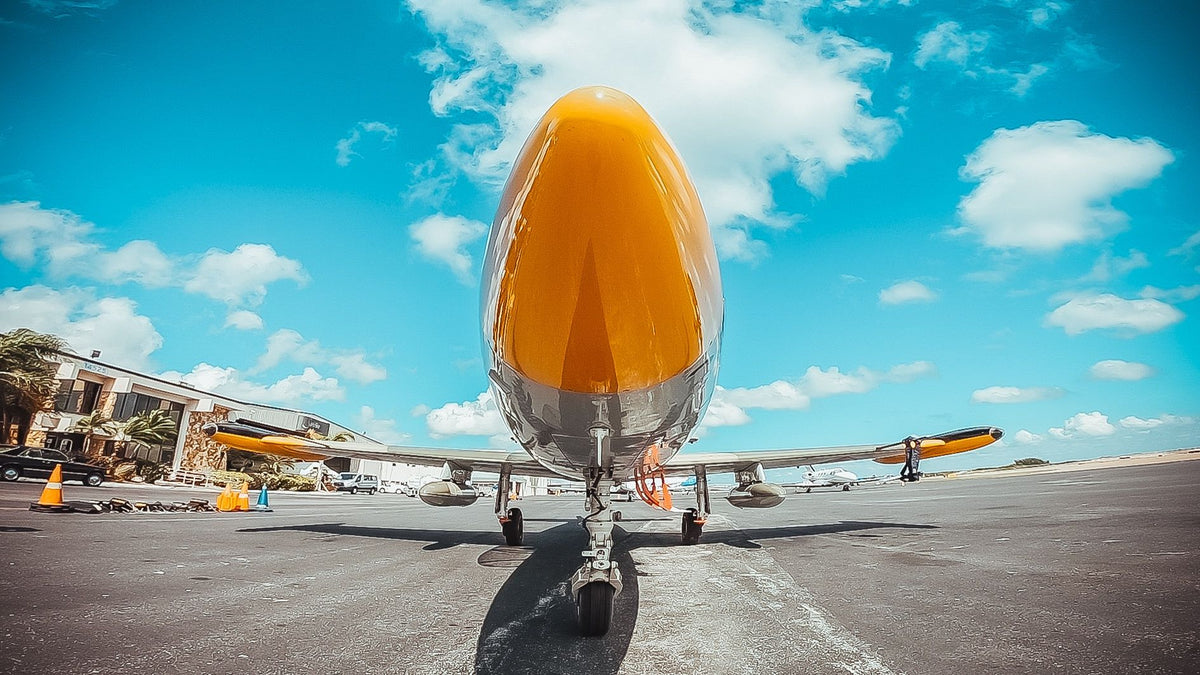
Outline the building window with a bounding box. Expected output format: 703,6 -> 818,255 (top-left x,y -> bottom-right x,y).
53,379 -> 101,415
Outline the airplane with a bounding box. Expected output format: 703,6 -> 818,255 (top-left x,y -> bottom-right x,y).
785,465 -> 909,492
204,85 -> 1003,637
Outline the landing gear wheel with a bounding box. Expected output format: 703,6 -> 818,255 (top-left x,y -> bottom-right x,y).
502,507 -> 524,546
681,508 -> 703,545
576,581 -> 614,636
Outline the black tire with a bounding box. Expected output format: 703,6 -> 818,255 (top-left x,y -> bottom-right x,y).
502,507 -> 524,546
842,485 -> 850,491
84,473 -> 103,487
681,508 -> 703,545
576,581 -> 614,637
370,488 -> 377,495
1,466 -> 19,482
350,487 -> 358,494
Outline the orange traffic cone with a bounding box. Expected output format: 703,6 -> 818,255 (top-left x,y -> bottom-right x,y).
30,464 -> 71,512
216,484 -> 235,512
235,482 -> 250,512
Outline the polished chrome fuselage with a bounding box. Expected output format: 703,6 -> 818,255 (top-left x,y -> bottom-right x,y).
481,87 -> 723,481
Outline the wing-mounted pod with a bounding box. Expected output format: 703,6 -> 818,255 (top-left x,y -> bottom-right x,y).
725,462 -> 786,509
417,461 -> 480,507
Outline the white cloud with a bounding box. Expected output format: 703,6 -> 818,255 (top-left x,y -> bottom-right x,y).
1013,429 -> 1042,445
971,386 -> 1065,404
1168,230 -> 1200,257
0,285 -> 162,371
956,121 -> 1173,252
701,361 -> 936,427
914,21 -> 989,69
353,406 -> 412,444
1028,1 -> 1069,29
1049,411 -> 1115,439
1009,63 -> 1049,97
162,363 -> 345,404
1045,293 -> 1184,336
0,202 -> 309,309
1089,359 -> 1154,381
1118,414 -> 1190,432
0,201 -> 173,284
224,310 -> 264,331
425,391 -> 511,442
879,280 -> 936,305
409,213 -> 487,283
251,329 -> 386,384
1083,249 -> 1149,283
408,0 -> 899,261
184,243 -> 308,306
1139,284 -> 1200,304
336,121 -> 398,167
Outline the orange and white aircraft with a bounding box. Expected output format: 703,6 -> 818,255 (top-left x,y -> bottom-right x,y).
205,86 -> 1002,636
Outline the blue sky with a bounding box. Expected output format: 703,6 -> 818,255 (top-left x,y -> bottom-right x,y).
2,0 -> 1197,476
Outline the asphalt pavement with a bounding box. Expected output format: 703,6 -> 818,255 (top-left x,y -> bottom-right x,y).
1,459 -> 1197,674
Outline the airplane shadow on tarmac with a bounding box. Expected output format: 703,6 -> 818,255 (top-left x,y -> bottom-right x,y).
239,519 -> 936,674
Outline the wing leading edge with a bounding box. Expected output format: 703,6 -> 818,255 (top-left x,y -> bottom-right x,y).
202,420 -> 557,478
662,426 -> 1003,477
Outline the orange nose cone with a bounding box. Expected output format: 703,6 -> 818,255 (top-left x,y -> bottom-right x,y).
483,86 -> 722,394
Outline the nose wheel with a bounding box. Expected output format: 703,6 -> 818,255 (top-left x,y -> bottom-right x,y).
576,581 -> 615,636
682,507 -> 704,545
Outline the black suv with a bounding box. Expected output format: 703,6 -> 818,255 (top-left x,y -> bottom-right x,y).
0,445 -> 106,486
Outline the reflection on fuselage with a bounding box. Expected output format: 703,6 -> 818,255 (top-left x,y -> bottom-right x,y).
481,86 -> 724,481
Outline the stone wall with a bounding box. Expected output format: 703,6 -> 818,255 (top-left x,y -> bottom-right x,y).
179,406 -> 231,472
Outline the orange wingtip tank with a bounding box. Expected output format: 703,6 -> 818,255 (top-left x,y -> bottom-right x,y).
874,427 -> 1004,464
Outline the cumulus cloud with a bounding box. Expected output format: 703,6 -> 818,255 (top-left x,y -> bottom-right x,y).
1045,293 -> 1184,336
184,244 -> 308,307
251,329 -> 386,385
914,21 -> 989,70
1118,414 -> 1190,432
161,363 -> 345,404
955,121 -> 1173,252
1083,249 -> 1149,283
425,391 -> 511,443
407,0 -> 898,261
1168,230 -> 1200,258
1049,411 -> 1115,439
409,213 -> 487,283
0,202 -> 311,309
700,361 -> 936,428
336,121 -> 399,167
0,201 -> 174,285
1139,285 -> 1200,304
354,406 -> 412,444
971,386 -> 1065,404
879,280 -> 937,305
1089,359 -> 1154,381
1013,429 -> 1043,444
224,310 -> 265,331
0,285 -> 162,371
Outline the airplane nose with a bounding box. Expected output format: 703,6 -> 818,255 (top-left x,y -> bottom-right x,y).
483,86 -> 722,394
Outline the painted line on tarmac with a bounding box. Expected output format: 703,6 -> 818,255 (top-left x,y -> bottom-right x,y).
623,514 -> 895,675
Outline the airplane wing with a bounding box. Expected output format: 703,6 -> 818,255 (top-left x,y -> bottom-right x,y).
203,419 -> 559,477
661,426 -> 1002,477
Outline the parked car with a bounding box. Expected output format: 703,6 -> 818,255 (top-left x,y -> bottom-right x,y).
332,472 -> 379,494
379,480 -> 413,495
0,445 -> 106,486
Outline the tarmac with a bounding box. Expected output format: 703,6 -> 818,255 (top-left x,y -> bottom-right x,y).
1,451 -> 1197,674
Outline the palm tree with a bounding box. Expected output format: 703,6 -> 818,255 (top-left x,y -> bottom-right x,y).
117,409 -> 179,456
0,329 -> 68,444
70,410 -> 117,456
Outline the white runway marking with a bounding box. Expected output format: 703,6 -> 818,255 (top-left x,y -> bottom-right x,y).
622,514 -> 895,675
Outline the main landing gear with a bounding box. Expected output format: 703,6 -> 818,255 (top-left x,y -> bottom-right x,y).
496,463 -> 523,546
681,465 -> 709,545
